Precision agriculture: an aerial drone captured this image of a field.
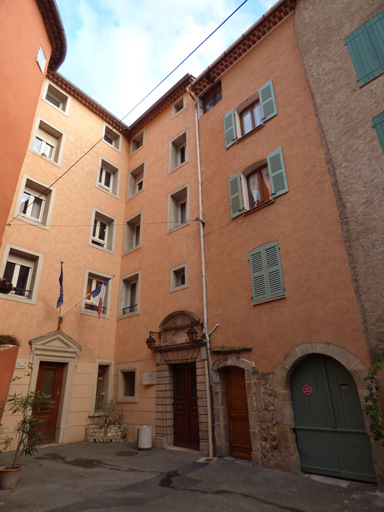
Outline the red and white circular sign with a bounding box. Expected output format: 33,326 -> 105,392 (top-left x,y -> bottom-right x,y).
302,384 -> 312,395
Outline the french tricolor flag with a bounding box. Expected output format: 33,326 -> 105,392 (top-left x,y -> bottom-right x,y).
90,278 -> 111,319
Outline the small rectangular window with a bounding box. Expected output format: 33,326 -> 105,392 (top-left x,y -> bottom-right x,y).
82,270 -> 112,317
103,125 -> 121,151
173,96 -> 185,117
131,130 -> 145,154
117,366 -> 138,402
202,83 -> 222,114
170,131 -> 188,172
124,212 -> 142,254
127,162 -> 145,200
89,209 -> 116,253
43,82 -> 70,113
91,360 -> 114,415
36,47 -> 46,73
119,271 -> 140,317
96,158 -> 120,197
170,263 -> 188,292
14,175 -> 56,229
168,185 -> 189,233
30,117 -> 65,166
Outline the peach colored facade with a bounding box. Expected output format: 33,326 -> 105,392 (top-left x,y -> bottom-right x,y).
0,0 -> 382,488
0,0 -> 65,243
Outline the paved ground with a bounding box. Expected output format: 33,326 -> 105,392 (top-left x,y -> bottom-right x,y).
0,442 -> 383,512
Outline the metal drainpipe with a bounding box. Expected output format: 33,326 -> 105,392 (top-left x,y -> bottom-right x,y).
189,88 -> 213,458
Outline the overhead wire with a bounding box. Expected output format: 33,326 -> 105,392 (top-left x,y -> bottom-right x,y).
6,0 -> 249,228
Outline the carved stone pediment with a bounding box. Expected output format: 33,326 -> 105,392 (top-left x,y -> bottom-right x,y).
29,330 -> 82,365
159,310 -> 201,346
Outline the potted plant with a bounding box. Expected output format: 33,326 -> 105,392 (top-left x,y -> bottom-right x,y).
0,278 -> 14,295
0,391 -> 53,490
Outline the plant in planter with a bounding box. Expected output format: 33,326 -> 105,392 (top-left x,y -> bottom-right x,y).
0,278 -> 14,295
0,391 -> 53,490
0,334 -> 20,346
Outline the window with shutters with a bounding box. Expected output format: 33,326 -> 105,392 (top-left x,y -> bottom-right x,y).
97,157 -> 120,198
223,79 -> 277,149
117,366 -> 138,403
228,147 -> 288,219
373,111 -> 384,153
345,11 -> 384,85
89,209 -> 116,253
36,47 -> 46,73
119,271 -> 140,318
249,242 -> 285,304
124,211 -> 142,255
29,117 -> 65,166
0,244 -> 44,305
14,175 -> 56,229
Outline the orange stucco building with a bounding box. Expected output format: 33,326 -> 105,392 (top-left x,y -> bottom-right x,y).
1,0 -> 382,488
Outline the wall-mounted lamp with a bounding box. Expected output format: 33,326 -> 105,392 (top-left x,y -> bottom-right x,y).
146,331 -> 161,350
186,321 -> 204,341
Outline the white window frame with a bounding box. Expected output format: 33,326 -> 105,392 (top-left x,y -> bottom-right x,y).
172,96 -> 186,118
81,269 -> 112,318
89,208 -> 116,253
29,117 -> 66,167
14,175 -> 56,230
130,130 -> 145,155
96,157 -> 120,198
102,123 -> 121,152
42,80 -> 71,115
119,270 -> 141,319
167,184 -> 190,234
127,162 -> 145,200
0,244 -> 44,305
90,360 -> 115,415
117,366 -> 138,403
123,211 -> 142,255
170,262 -> 188,292
169,130 -> 188,173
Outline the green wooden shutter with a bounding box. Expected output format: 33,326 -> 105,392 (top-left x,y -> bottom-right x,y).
249,242 -> 285,303
228,174 -> 243,219
267,147 -> 288,198
249,247 -> 268,303
373,111 -> 384,153
223,111 -> 237,149
345,12 -> 384,84
259,80 -> 277,121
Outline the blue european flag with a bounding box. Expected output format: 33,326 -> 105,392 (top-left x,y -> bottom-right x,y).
56,263 -> 63,308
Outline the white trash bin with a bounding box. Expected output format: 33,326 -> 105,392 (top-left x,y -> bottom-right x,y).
137,425 -> 152,449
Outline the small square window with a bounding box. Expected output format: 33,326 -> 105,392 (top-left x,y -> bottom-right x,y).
81,270 -> 112,317
202,83 -> 222,114
168,185 -> 189,233
117,367 -> 138,403
131,130 -> 145,154
119,271 -> 140,318
36,47 -> 47,73
96,158 -> 120,198
127,162 -> 145,200
0,244 -> 44,305
14,175 -> 56,229
172,96 -> 185,118
89,209 -> 116,253
124,212 -> 142,254
103,124 -> 121,151
43,82 -> 70,114
170,263 -> 188,292
30,117 -> 65,167
169,130 -> 188,173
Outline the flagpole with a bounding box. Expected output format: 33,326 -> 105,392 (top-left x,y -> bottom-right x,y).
59,262 -> 63,316
58,275 -> 115,318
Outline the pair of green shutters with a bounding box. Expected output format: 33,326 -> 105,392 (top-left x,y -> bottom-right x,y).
345,11 -> 384,85
224,79 -> 277,149
249,242 -> 285,303
228,147 -> 288,219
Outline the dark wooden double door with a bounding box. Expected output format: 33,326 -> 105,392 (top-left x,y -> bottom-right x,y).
291,354 -> 376,482
224,366 -> 252,460
173,363 -> 199,450
33,362 -> 64,443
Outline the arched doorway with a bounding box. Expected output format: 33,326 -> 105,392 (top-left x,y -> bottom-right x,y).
291,354 -> 376,482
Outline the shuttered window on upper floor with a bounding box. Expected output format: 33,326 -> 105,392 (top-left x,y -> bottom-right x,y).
345,11 -> 384,85
249,242 -> 285,304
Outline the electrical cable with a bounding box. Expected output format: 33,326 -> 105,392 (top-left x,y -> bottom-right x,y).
6,0 -> 249,228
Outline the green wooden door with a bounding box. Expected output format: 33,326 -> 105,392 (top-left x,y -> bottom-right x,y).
291,354 -> 376,482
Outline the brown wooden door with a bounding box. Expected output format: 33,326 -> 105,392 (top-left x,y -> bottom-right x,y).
34,362 -> 64,443
224,366 -> 252,460
173,363 -> 199,450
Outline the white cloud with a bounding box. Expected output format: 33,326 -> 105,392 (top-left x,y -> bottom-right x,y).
55,0 -> 267,123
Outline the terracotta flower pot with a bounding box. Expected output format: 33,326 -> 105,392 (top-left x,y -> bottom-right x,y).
0,465 -> 23,490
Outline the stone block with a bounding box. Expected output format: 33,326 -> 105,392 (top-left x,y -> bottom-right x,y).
277,423 -> 298,457
252,451 -> 262,467
196,382 -> 206,391
258,411 -> 273,423
246,381 -> 254,396
199,414 -> 208,423
197,390 -> 206,399
275,402 -> 294,424
248,412 -> 258,431
153,436 -> 166,449
256,387 -> 263,412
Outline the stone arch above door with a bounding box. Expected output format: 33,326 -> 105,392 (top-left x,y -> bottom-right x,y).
274,342 -> 368,394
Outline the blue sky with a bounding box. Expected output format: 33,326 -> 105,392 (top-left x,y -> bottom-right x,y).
55,0 -> 275,125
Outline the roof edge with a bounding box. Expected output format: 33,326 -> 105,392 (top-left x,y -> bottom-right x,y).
36,0 -> 67,71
